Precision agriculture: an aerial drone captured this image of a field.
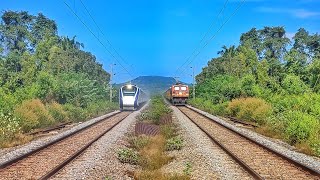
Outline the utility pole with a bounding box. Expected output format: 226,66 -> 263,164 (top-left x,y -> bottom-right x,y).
110,63 -> 116,102
190,66 -> 195,99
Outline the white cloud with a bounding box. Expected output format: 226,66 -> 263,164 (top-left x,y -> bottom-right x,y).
257,7 -> 320,18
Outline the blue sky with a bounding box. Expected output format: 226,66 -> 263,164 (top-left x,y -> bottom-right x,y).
1,0 -> 320,83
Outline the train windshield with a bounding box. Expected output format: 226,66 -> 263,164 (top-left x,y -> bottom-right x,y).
174,87 -> 180,90
122,85 -> 137,96
181,86 -> 187,90
123,92 -> 135,96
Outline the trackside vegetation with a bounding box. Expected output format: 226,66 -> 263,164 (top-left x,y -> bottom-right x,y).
190,26 -> 320,156
0,11 -> 117,147
117,96 -> 189,180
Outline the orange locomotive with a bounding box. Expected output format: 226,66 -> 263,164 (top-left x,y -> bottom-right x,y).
165,83 -> 189,105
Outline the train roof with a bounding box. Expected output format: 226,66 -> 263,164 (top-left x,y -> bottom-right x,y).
121,84 -> 138,88
173,83 -> 188,86
120,84 -> 147,93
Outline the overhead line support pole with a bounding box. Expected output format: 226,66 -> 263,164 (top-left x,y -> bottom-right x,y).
110,63 -> 116,102
193,67 -> 195,99
191,66 -> 195,99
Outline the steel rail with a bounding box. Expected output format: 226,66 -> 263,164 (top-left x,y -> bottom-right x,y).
178,107 -> 263,179
40,112 -> 130,179
0,111 -> 121,169
226,116 -> 258,128
26,121 -> 72,136
181,106 -> 320,177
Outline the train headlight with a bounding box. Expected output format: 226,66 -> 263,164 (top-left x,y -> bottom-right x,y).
127,84 -> 132,89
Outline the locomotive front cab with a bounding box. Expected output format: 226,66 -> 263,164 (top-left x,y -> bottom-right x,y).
171,84 -> 189,105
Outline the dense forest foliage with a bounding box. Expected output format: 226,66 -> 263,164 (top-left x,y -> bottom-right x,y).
190,26 -> 320,156
0,11 -> 117,147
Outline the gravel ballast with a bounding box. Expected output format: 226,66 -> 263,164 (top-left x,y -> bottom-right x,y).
166,105 -> 253,179
186,105 -> 320,174
51,102 -> 149,180
0,110 -> 120,167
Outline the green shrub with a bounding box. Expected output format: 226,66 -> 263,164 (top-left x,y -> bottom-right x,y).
48,102 -> 68,123
105,176 -> 113,180
165,136 -> 183,151
262,114 -> 287,138
142,96 -> 172,124
161,124 -> 177,139
189,98 -> 229,116
183,162 -> 192,176
35,72 -> 56,101
284,111 -> 319,145
227,97 -> 272,124
269,93 -> 320,118
138,111 -> 149,121
128,135 -> 150,150
203,100 -> 214,114
241,74 -> 256,97
86,101 -> 118,118
309,138 -> 320,156
53,73 -> 109,108
63,103 -> 87,122
211,102 -> 229,116
195,75 -> 241,103
282,74 -> 309,95
188,98 -> 204,108
0,112 -> 21,143
269,94 -> 300,113
117,148 -> 140,164
0,89 -> 19,113
14,99 -> 54,132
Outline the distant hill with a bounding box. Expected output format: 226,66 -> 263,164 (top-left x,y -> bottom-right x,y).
116,76 -> 186,95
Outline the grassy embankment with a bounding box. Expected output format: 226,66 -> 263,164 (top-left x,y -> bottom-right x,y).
189,94 -> 320,157
117,96 -> 190,180
0,99 -> 118,148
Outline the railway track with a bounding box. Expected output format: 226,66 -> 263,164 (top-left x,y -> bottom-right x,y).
26,121 -> 73,136
0,111 -> 131,180
226,116 -> 258,128
178,106 -> 320,179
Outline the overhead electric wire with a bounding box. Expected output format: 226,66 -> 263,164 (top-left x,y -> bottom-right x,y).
174,0 -> 229,77
78,0 -> 134,74
176,0 -> 246,77
63,0 -> 133,78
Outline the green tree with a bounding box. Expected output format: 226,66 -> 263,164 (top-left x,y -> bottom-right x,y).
0,11 -> 34,53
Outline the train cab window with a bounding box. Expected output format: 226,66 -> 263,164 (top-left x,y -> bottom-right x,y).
174,87 -> 180,90
123,92 -> 135,96
181,86 -> 187,90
